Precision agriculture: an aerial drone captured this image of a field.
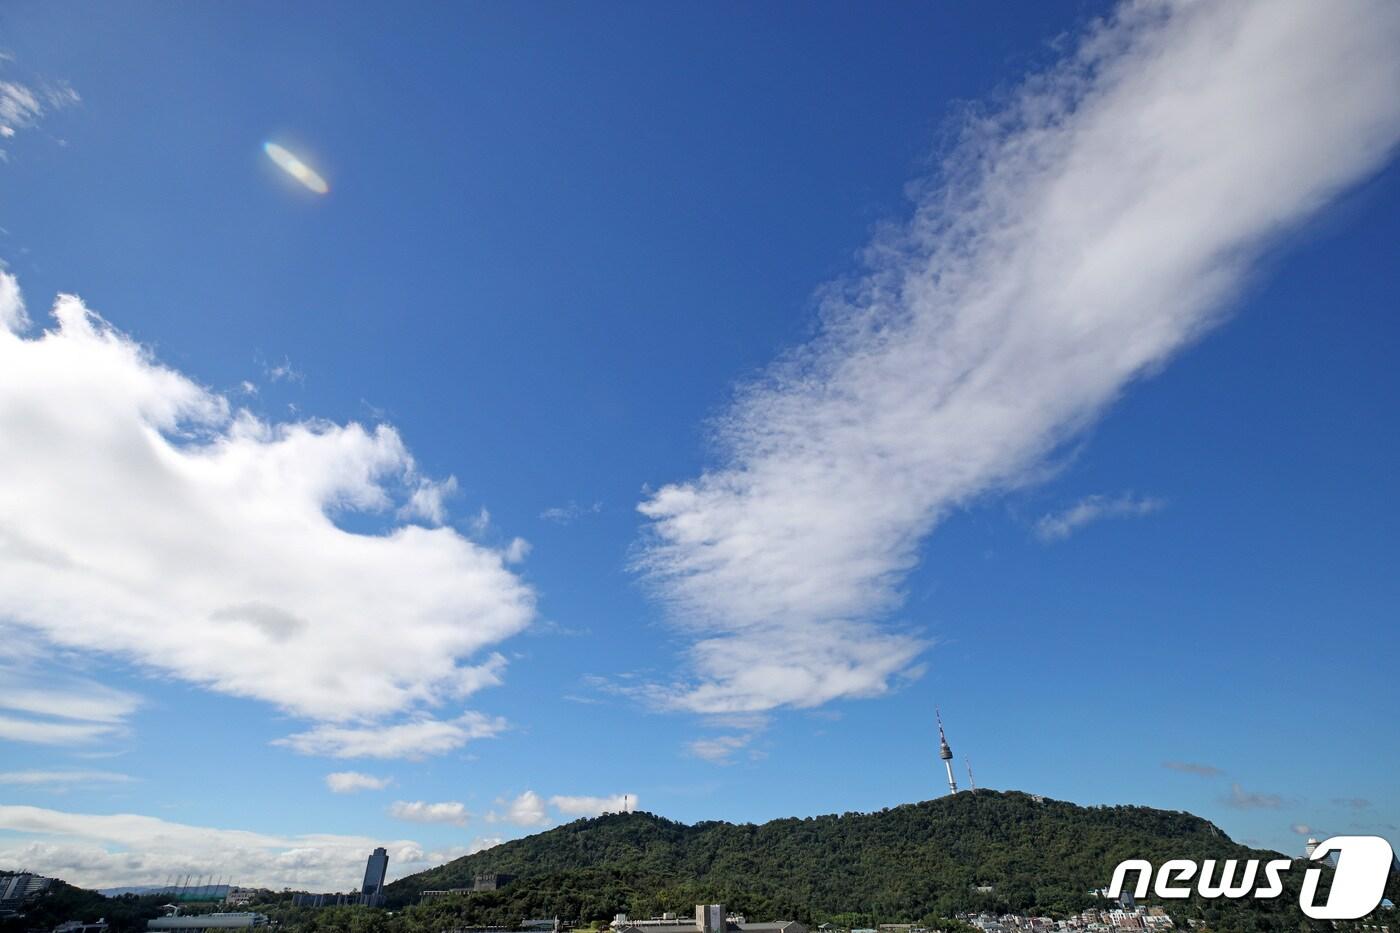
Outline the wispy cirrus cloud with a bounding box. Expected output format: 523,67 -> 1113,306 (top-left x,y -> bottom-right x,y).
634,0 -> 1400,715
0,60 -> 79,158
0,685 -> 138,724
1035,493 -> 1164,542
0,667 -> 141,748
1162,760 -> 1224,778
0,277 -> 533,755
0,717 -> 123,746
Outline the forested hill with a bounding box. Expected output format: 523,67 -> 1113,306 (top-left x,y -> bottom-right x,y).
385,790 -> 1310,922
0,880 -> 168,933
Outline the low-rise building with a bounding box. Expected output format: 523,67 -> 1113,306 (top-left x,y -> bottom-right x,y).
54,920 -> 109,933
1,872 -> 55,913
421,873 -> 517,904
147,913 -> 268,931
613,905 -> 806,933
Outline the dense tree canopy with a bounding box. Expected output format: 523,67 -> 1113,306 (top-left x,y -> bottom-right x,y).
384,791 -> 1389,930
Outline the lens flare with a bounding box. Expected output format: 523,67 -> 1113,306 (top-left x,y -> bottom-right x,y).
263,142 -> 329,194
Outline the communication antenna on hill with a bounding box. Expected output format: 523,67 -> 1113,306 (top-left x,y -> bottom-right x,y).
937,707 -> 959,796
966,757 -> 977,792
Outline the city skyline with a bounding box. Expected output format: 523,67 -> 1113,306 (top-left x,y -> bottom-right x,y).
1,0 -> 1398,892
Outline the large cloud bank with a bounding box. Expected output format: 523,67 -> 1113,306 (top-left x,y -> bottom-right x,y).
0,804 -> 464,891
0,278 -> 534,748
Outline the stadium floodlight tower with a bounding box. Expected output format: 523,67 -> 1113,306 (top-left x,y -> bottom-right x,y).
937,708 -> 959,795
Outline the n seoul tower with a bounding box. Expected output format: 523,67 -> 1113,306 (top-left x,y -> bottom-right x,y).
937,708 -> 959,795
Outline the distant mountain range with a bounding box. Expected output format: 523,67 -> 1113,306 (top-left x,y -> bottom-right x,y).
95,888 -> 176,897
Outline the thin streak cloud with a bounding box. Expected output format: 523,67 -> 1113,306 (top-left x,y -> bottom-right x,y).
635,0 -> 1400,714
1036,493 -> 1164,542
1162,761 -> 1224,778
0,770 -> 135,786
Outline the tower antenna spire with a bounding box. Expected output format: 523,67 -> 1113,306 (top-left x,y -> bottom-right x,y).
966,757 -> 976,792
937,707 -> 958,795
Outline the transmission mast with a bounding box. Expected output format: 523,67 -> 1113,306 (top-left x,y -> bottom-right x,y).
937,707 -> 958,795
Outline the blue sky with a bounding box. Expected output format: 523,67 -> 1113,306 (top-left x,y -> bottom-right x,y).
1,0 -> 1398,892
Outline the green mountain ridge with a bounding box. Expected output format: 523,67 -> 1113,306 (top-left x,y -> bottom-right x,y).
385,790 -> 1337,926
9,792 -> 1392,933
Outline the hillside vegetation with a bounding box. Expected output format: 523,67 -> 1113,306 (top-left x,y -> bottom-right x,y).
10,792 -> 1393,933
0,881 -> 168,933
384,791 -> 1365,929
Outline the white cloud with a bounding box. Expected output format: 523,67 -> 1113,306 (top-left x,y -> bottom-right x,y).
685,735 -> 751,764
467,837 -> 502,855
635,0 -> 1400,714
1292,823 -> 1315,835
276,712 -> 507,760
0,280 -> 534,745
0,803 -> 433,890
324,771 -> 392,794
485,790 -> 635,824
487,790 -> 550,827
400,476 -> 458,526
388,800 -> 470,827
0,270 -> 25,331
503,537 -> 531,564
547,793 -> 635,818
0,770 -> 134,786
1035,493 -> 1165,541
